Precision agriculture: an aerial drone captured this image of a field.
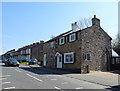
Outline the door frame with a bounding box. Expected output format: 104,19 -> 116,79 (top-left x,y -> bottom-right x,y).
55,52 -> 62,69
43,54 -> 46,66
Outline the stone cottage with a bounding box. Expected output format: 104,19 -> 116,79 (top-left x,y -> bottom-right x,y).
43,15 -> 112,73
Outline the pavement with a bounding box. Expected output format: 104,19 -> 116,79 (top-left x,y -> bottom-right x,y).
29,64 -> 120,89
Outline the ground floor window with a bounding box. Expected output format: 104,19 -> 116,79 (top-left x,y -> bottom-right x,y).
64,52 -> 74,63
83,54 -> 90,60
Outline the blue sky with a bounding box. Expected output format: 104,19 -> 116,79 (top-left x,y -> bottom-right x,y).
2,2 -> 118,55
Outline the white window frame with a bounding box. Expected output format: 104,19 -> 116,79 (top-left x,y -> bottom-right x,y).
64,52 -> 74,63
28,49 -> 31,54
69,33 -> 76,42
59,37 -> 65,45
50,41 -> 54,48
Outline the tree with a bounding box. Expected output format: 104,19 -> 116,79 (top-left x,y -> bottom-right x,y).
50,35 -> 55,39
112,31 -> 120,56
77,17 -> 92,30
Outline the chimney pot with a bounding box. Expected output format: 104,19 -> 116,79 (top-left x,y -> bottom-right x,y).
94,15 -> 96,18
71,22 -> 79,31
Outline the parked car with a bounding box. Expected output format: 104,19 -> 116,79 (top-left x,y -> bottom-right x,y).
2,59 -> 8,63
5,58 -> 19,67
28,59 -> 38,65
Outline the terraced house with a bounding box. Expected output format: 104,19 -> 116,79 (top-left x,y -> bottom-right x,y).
30,41 -> 44,62
43,15 -> 112,73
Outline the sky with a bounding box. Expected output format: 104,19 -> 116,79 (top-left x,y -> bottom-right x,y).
1,2 -> 118,55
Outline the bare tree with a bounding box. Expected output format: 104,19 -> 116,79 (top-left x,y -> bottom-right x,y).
112,31 -> 120,56
50,35 -> 55,39
77,17 -> 92,30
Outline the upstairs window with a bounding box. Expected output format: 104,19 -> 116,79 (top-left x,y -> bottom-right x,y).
69,33 -> 76,42
59,37 -> 65,45
50,41 -> 54,48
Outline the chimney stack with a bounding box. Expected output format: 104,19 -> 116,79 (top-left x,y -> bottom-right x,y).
71,22 -> 79,31
92,15 -> 100,26
40,40 -> 44,43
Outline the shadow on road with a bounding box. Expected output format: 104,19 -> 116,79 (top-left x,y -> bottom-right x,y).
19,66 -> 80,76
105,85 -> 120,91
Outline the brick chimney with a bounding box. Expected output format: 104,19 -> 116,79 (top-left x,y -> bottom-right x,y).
92,15 -> 100,26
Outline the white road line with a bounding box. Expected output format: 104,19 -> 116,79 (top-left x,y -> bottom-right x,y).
0,75 -> 11,78
2,82 -> 11,84
15,69 -> 21,72
26,73 -> 43,82
54,86 -> 61,89
0,78 -> 7,80
4,87 -> 15,89
50,79 -> 57,80
75,87 -> 83,89
61,82 -> 68,84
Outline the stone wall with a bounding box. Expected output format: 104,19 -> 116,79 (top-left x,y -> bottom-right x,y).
43,41 -> 56,68
31,43 -> 44,62
80,26 -> 112,73
56,32 -> 81,71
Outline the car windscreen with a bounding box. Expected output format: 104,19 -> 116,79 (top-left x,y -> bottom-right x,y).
31,59 -> 37,62
9,58 -> 18,62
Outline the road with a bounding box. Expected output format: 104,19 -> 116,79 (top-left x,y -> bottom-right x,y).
1,63 -> 117,90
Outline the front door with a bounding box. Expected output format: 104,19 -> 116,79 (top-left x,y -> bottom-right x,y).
43,54 -> 46,66
57,56 -> 62,68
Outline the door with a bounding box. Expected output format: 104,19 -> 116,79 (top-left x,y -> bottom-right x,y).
57,56 -> 62,68
43,54 -> 46,66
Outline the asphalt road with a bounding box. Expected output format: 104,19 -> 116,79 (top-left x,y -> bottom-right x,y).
1,63 -> 117,90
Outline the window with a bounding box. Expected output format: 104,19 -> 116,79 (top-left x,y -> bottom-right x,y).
59,37 -> 65,45
64,52 -> 74,63
50,54 -> 54,59
112,59 -> 115,64
83,54 -> 90,60
87,54 -> 90,60
69,33 -> 76,42
50,41 -> 54,48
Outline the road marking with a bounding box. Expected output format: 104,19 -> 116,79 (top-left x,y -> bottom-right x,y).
4,87 -> 15,89
61,82 -> 68,84
0,78 -> 7,80
0,75 -> 11,78
2,82 -> 11,84
75,87 -> 83,89
54,86 -> 61,89
26,73 -> 43,82
15,69 -> 21,72
50,79 -> 57,80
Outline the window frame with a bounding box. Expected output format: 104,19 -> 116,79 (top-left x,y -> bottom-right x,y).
50,41 -> 54,48
83,53 -> 90,60
64,52 -> 74,63
59,37 -> 65,45
69,33 -> 76,42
